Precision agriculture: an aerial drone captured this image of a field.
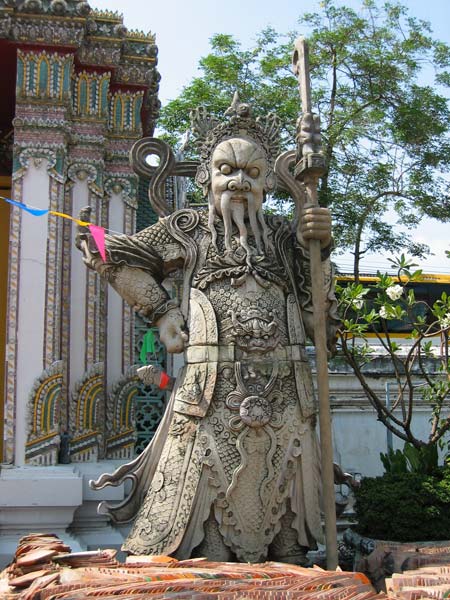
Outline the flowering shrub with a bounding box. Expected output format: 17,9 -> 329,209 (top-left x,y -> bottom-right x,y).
386,284 -> 403,301
336,255 -> 450,450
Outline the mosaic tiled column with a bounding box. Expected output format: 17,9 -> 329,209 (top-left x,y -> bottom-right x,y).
104,176 -> 139,376
67,164 -> 107,462
104,179 -> 126,388
102,176 -> 140,459
8,156 -> 53,465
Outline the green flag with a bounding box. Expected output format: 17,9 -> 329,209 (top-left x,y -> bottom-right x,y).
139,330 -> 155,364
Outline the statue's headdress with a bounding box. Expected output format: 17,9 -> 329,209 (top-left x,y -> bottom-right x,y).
190,92 -> 281,193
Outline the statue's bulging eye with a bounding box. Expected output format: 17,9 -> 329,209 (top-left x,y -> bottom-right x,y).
248,167 -> 260,178
220,164 -> 232,175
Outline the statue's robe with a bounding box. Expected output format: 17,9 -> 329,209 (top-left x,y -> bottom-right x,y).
91,209 -> 338,562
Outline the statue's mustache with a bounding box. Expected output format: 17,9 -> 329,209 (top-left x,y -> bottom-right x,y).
210,191 -> 268,258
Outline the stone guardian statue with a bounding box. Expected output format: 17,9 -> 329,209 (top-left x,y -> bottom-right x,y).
77,95 -> 339,564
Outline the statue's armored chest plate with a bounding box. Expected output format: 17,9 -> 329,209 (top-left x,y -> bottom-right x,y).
207,276 -> 290,351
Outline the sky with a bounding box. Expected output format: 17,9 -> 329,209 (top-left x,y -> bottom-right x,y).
90,0 -> 450,275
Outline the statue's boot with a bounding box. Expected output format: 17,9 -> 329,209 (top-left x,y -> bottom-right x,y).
269,505 -> 312,566
191,510 -> 235,562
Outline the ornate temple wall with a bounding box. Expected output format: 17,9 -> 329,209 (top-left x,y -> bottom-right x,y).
0,1 -> 160,566
0,177 -> 11,461
0,3 -> 159,468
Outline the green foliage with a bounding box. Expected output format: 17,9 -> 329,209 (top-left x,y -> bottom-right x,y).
354,469 -> 450,541
337,255 -> 450,449
404,442 -> 439,474
159,1 -> 450,275
380,443 -> 439,475
380,448 -> 408,474
159,27 -> 297,149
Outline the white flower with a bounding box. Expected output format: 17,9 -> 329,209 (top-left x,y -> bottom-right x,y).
386,284 -> 403,301
353,299 -> 364,310
440,312 -> 450,329
379,306 -> 389,319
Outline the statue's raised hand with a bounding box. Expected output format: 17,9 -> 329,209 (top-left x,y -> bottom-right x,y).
75,206 -> 92,251
156,308 -> 188,354
76,206 -> 97,266
75,206 -> 109,274
298,205 -> 332,249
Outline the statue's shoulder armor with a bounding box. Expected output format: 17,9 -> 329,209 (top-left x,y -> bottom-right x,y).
133,217 -> 174,249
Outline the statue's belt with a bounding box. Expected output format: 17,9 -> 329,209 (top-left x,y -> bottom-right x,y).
185,344 -> 308,363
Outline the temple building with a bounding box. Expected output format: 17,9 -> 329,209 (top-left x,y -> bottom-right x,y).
0,0 -> 165,565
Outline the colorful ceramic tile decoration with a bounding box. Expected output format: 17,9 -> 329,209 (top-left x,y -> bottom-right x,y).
0,0 -> 161,466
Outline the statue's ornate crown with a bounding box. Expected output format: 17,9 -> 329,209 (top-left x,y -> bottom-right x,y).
190,92 -> 281,190
190,93 -> 281,162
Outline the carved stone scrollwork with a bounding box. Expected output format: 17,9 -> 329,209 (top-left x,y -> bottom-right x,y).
274,149 -> 305,204
129,137 -> 199,217
239,396 -> 272,428
226,361 -> 280,432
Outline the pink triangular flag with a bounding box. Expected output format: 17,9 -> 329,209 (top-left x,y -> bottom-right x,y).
88,224 -> 106,262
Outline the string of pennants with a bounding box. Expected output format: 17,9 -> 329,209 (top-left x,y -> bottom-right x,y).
0,194 -> 106,262
1,194 -> 171,377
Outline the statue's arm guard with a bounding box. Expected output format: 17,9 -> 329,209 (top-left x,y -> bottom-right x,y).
77,217 -> 181,325
295,241 -> 340,354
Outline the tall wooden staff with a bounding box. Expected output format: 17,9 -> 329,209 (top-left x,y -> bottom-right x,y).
292,36 -> 338,570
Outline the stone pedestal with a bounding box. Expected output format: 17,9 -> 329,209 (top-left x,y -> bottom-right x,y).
0,465 -> 83,568
68,462 -> 131,552
0,461 -> 132,568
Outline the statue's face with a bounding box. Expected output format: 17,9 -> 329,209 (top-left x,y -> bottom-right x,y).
210,137 -> 267,217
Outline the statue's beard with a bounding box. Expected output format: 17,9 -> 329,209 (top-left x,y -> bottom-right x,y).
208,191 -> 270,260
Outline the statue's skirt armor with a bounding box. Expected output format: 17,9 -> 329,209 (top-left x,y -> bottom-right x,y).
86,208 -> 337,562
123,275 -> 323,562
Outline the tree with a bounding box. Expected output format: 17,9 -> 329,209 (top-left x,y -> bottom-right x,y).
337,255 -> 450,451
158,1 -> 450,278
